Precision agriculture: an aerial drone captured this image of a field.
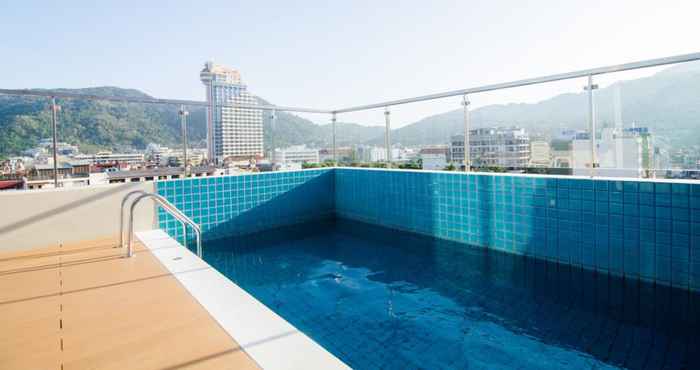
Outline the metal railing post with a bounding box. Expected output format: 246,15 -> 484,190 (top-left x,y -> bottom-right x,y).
462,95 -> 471,172
331,112 -> 337,165
270,109 -> 277,166
50,97 -> 59,188
179,106 -> 189,177
585,75 -> 599,177
384,107 -> 391,166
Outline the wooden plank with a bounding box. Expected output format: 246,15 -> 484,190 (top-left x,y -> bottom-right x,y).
0,239 -> 260,370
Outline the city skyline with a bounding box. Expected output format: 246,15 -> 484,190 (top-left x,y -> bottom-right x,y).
2,54 -> 699,178
1,1 -> 699,127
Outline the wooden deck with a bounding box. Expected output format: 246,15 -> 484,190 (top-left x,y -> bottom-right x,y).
0,238 -> 260,370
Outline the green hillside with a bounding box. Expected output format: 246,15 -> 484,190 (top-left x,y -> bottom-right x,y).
0,87 -> 207,156
1,61 -> 698,158
0,88 -> 381,157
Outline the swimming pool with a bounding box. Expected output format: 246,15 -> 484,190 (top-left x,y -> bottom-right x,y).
203,218 -> 699,370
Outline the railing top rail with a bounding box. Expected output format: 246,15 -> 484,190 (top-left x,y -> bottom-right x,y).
0,53 -> 700,114
0,88 -> 331,114
332,51 -> 700,113
1,52 -> 698,116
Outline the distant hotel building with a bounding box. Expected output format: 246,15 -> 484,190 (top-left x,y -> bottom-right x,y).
200,62 -> 263,164
449,128 -> 530,168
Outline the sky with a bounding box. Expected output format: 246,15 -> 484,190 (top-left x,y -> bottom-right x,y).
1,0 -> 699,127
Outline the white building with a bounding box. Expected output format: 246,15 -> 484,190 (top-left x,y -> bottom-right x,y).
37,139 -> 80,156
399,148 -> 419,162
389,148 -> 402,162
420,147 -> 448,170
146,144 -> 171,165
551,145 -> 573,169
450,128 -> 530,168
200,62 -> 263,163
354,146 -> 404,163
319,147 -> 354,163
73,152 -> 144,166
273,145 -> 320,167
572,127 -> 654,178
554,129 -> 587,142
356,146 -> 387,162
529,141 -> 552,167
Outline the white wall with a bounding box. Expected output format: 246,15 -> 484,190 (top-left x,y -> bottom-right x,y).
0,182 -> 156,252
421,154 -> 447,170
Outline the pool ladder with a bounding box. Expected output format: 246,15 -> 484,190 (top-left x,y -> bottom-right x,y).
119,191 -> 202,258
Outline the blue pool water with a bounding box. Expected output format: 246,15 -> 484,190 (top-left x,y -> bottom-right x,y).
204,218 -> 700,370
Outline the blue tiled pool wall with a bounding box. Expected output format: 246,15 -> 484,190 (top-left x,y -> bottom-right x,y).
155,167 -> 700,291
334,168 -> 700,291
155,169 -> 334,242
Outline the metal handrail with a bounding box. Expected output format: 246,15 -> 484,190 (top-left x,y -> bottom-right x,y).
2,51 -> 699,183
119,190 -> 188,249
332,51 -> 700,113
120,190 -> 146,248
2,52 -> 698,115
125,192 -> 202,258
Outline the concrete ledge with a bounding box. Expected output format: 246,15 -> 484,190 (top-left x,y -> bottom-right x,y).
0,182 -> 156,252
136,229 -> 349,370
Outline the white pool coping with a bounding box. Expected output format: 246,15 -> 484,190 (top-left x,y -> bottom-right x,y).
136,229 -> 350,370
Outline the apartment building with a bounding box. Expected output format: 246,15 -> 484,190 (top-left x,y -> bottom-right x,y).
449,127 -> 531,168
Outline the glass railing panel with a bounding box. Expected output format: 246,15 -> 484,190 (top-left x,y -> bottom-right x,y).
592,62 -> 700,180
0,92 -> 215,188
1,54 -> 698,184
450,77 -> 588,176
327,108 -> 390,169
266,109 -> 360,171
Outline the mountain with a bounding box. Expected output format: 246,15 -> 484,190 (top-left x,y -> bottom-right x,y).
259,98 -> 382,149
0,87 -> 380,158
384,61 -> 700,148
2,61 -> 698,158
0,87 -> 208,157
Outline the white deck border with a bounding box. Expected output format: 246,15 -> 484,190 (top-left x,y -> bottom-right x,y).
136,229 -> 349,370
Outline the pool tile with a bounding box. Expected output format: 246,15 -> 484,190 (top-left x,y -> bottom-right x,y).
159,169 -> 700,293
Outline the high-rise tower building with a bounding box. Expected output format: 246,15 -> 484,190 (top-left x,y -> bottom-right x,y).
200,62 -> 263,163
